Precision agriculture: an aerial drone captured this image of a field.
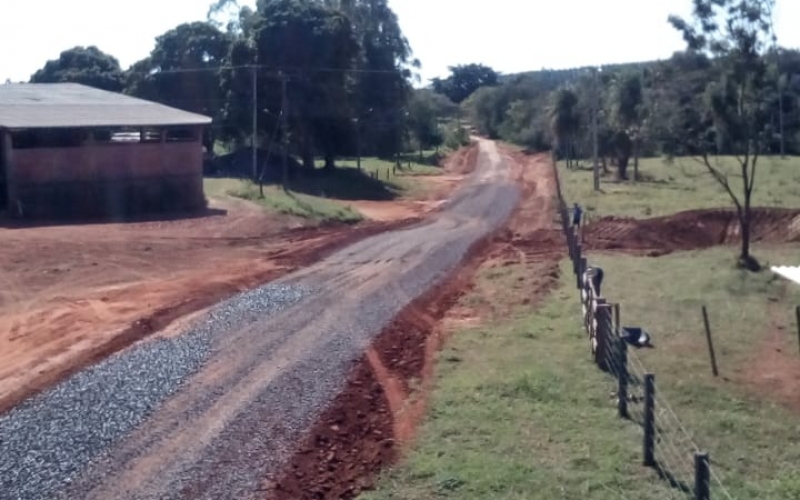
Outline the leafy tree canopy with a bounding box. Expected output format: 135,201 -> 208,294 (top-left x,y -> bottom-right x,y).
31,46 -> 125,92
432,63 -> 499,104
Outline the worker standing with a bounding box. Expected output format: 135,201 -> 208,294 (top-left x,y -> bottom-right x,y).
572,202 -> 583,229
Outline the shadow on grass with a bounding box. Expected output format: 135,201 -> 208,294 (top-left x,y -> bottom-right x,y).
284,190 -> 361,224
654,461 -> 693,495
286,167 -> 399,201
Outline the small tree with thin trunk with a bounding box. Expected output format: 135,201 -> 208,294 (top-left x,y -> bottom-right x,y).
669,0 -> 776,271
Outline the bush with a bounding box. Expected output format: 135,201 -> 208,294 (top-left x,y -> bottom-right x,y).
445,126 -> 470,150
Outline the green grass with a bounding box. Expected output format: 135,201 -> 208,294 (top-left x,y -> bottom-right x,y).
203,178 -> 363,223
559,156 -> 800,219
364,245 -> 800,500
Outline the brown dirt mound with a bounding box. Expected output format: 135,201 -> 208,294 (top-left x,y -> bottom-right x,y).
585,208 -> 800,254
443,143 -> 480,175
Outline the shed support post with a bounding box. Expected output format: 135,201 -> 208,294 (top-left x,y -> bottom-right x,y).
2,131 -> 15,214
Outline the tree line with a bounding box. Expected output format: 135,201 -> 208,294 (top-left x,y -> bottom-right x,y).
467,46 -> 800,178
28,0 -> 465,171
461,0 -> 791,270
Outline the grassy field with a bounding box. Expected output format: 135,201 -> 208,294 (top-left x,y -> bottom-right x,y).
559,156 -> 800,219
364,246 -> 800,500
203,178 -> 363,223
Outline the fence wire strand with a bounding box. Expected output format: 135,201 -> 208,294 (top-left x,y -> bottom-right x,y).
710,468 -> 736,500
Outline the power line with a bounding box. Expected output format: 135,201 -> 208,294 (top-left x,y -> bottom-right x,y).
126,63 -> 410,77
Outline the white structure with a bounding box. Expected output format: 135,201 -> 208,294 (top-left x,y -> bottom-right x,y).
771,266 -> 800,286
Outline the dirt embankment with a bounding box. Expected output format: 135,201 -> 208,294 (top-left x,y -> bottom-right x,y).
267,147 -> 564,500
584,208 -> 800,255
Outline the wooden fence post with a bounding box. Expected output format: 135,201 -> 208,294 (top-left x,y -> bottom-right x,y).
701,306 -> 719,377
643,373 -> 655,467
581,213 -> 586,243
594,301 -> 611,369
694,452 -> 710,500
795,305 -> 800,356
577,257 -> 587,290
617,338 -> 629,419
613,303 -> 621,336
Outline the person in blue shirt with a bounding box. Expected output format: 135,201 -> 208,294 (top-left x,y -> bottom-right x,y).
572,202 -> 583,228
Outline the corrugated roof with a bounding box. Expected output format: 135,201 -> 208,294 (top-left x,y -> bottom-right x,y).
0,83 -> 212,129
771,266 -> 800,286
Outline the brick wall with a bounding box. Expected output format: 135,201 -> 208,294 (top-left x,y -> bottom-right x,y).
10,142 -> 205,219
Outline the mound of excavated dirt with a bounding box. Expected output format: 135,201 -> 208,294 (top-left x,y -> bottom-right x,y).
585,208 -> 800,253
443,143 -> 479,175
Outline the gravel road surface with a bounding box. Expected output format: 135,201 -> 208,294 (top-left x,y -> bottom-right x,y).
0,139 -> 518,500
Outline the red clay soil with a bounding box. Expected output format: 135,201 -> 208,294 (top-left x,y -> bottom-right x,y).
744,287 -> 800,414
0,217 -> 422,416
267,148 -> 564,500
584,208 -> 800,254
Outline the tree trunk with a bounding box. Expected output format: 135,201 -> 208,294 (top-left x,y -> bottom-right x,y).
633,141 -> 640,182
740,212 -> 750,262
302,133 -> 315,170
617,155 -> 629,181
738,194 -> 760,271
302,146 -> 314,171
324,152 -> 335,171
202,132 -> 215,159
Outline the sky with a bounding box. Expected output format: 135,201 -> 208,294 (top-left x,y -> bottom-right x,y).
1,0 -> 799,85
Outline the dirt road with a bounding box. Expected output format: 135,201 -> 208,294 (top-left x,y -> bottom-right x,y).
2,140 -> 519,500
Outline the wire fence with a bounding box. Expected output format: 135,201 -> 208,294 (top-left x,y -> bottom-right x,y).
555,191 -> 734,500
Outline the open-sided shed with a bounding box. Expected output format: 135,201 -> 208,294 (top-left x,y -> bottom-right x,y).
0,83 -> 212,219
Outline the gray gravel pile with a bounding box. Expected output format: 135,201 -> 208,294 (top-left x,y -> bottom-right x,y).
0,284 -> 310,500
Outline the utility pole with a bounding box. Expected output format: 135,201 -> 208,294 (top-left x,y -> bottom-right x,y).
355,117 -> 362,171
779,74 -> 786,158
281,73 -> 289,191
592,67 -> 600,191
251,65 -> 258,180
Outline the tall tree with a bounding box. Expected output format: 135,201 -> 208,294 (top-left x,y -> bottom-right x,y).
669,0 -> 776,270
549,87 -> 581,168
125,22 -> 233,153
253,0 -> 359,170
432,64 -> 499,104
325,0 -> 417,158
407,89 -> 446,159
31,46 -> 124,92
609,72 -> 644,180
